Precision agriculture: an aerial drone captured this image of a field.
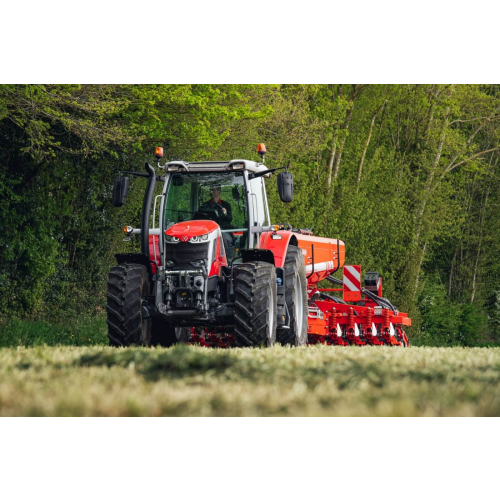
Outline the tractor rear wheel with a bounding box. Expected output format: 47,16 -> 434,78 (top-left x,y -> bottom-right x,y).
106,263 -> 152,346
233,262 -> 277,347
277,245 -> 308,346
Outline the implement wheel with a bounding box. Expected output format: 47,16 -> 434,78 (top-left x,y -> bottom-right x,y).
106,263 -> 152,346
277,245 -> 308,346
233,262 -> 277,347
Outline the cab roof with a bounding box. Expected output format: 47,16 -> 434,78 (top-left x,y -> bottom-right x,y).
165,159 -> 268,174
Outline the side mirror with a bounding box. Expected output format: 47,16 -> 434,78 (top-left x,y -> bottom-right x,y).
277,172 -> 293,203
112,177 -> 129,207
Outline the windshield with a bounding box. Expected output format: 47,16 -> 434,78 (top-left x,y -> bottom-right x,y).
164,172 -> 248,232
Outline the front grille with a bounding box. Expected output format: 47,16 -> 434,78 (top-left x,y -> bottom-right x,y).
165,242 -> 209,264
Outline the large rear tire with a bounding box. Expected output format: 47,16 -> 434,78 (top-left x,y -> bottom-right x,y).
277,245 -> 309,346
233,262 -> 277,347
106,263 -> 152,346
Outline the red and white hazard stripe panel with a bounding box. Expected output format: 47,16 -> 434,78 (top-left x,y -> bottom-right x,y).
343,265 -> 361,302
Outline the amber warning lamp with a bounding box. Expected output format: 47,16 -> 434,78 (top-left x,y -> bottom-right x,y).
257,143 -> 266,163
154,147 -> 164,159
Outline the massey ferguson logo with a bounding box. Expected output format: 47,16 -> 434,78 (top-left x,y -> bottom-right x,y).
180,235 -> 190,242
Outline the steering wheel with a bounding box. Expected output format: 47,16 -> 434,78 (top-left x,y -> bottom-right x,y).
198,201 -> 225,218
194,202 -> 225,223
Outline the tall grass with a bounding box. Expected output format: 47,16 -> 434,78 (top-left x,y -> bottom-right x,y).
0,344 -> 499,416
0,317 -> 107,347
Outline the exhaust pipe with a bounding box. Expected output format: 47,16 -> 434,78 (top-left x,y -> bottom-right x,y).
141,162 -> 156,259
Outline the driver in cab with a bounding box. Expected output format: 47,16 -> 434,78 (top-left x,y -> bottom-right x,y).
202,185 -> 234,257
204,185 -> 232,228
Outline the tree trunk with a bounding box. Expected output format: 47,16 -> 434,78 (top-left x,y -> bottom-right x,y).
326,131 -> 337,189
413,241 -> 428,298
357,101 -> 387,189
471,163 -> 494,303
448,247 -> 458,298
332,104 -> 354,181
414,87 -> 455,248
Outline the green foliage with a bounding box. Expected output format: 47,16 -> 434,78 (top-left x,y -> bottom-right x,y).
0,317 -> 107,348
417,277 -> 488,346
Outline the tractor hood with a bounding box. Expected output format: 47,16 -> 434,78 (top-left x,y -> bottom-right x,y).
165,220 -> 219,242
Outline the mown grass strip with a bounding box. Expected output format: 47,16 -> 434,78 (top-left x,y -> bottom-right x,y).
1,345 -> 499,416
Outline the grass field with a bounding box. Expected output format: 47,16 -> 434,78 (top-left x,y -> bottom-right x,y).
1,342 -> 499,416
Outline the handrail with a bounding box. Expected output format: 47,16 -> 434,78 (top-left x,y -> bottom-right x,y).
306,244 -> 315,279
152,195 -> 162,231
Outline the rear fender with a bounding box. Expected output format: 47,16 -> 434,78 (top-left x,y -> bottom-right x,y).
259,231 -> 298,268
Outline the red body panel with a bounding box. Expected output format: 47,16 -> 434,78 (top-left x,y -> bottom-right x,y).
163,219 -> 227,277
165,220 -> 219,239
209,234 -> 227,277
294,233 -> 345,285
149,234 -> 160,273
260,230 -> 345,285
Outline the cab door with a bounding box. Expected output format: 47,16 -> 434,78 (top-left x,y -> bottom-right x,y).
248,176 -> 270,248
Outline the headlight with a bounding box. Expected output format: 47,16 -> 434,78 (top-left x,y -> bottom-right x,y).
165,235 -> 180,244
190,234 -> 209,243
166,260 -> 176,268
191,259 -> 206,267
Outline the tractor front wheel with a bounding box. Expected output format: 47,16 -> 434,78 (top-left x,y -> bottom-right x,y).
233,262 -> 277,347
106,263 -> 152,346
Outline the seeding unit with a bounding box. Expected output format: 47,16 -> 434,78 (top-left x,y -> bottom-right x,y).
107,145 -> 410,348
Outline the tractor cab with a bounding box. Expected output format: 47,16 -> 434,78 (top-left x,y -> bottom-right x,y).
161,161 -> 272,259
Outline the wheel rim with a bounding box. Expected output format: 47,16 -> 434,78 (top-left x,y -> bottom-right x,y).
268,283 -> 275,342
295,274 -> 304,339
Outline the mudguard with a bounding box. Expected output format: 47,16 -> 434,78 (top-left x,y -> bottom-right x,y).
259,231 -> 298,268
241,248 -> 276,266
115,253 -> 154,280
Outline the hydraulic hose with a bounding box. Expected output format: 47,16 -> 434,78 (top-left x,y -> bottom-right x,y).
326,276 -> 343,286
325,276 -> 398,313
319,293 -> 357,315
319,292 -> 347,305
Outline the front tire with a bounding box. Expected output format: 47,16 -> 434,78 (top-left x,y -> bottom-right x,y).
277,245 -> 308,346
106,263 -> 152,346
233,262 -> 277,347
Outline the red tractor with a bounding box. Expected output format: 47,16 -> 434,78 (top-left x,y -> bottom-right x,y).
108,145 -> 410,347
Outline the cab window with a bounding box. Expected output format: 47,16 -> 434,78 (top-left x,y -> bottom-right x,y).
164,172 -> 248,230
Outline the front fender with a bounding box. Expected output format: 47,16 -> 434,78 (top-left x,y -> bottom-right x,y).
115,253 -> 154,280
240,248 -> 275,266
